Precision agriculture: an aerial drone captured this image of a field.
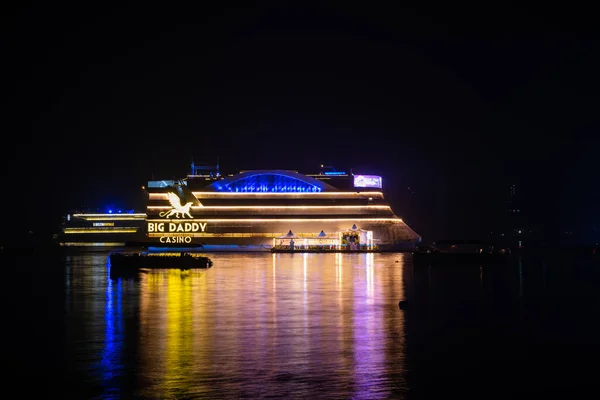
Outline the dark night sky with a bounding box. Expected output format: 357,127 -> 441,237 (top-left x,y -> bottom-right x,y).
1,1 -> 599,241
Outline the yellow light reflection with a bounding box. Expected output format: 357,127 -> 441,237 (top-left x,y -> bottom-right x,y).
366,253 -> 374,302
272,253 -> 277,292
335,252 -> 343,287
165,270 -> 192,392
138,269 -> 211,398
303,252 -> 308,292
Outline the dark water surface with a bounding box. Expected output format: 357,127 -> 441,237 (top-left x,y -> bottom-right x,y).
3,250 -> 600,399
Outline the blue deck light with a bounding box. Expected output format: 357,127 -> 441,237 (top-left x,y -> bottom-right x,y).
208,171 -> 329,193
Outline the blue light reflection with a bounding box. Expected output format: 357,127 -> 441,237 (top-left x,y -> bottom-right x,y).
100,265 -> 124,396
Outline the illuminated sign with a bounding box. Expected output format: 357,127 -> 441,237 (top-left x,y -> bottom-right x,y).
160,236 -> 192,244
148,222 -> 207,233
93,222 -> 115,227
353,175 -> 382,189
159,192 -> 194,218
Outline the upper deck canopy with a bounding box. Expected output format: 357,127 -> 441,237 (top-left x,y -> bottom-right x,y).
204,170 -> 339,193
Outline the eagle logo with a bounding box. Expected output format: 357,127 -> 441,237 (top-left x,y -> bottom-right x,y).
159,192 -> 194,218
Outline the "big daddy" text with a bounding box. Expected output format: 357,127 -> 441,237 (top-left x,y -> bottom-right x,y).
147,222 -> 207,233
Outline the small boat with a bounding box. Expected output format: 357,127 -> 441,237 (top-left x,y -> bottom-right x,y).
412,240 -> 508,265
109,252 -> 213,270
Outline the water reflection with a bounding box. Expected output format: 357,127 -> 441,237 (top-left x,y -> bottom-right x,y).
62,252 -> 409,398
519,255 -> 524,297
138,268 -> 200,397
57,250 -> 600,398
64,253 -> 132,398
100,269 -> 123,391
0,243 -> 587,400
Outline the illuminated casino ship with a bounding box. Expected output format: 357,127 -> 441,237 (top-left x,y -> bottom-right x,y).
144,163 -> 421,251
58,209 -> 146,247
